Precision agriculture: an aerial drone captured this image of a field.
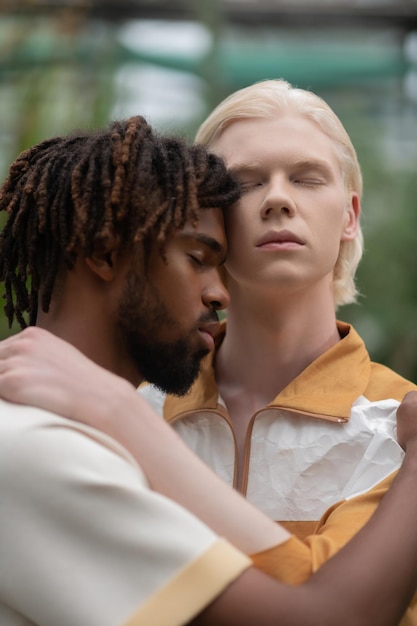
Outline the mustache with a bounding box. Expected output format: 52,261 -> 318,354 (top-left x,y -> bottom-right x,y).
197,310 -> 220,326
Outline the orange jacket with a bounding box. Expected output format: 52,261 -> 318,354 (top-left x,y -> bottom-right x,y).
140,321 -> 417,624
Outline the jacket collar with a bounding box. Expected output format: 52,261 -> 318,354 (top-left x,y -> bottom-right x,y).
164,320 -> 371,422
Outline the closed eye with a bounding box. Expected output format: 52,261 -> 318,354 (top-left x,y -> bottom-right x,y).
291,161 -> 332,187
292,178 -> 325,187
240,180 -> 263,193
189,254 -> 205,268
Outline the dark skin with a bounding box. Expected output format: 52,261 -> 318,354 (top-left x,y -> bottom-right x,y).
3,112 -> 416,625
93,384 -> 417,626
1,324 -> 417,626
205,392 -> 417,626
35,207 -> 230,388
1,191 -> 417,625
194,431 -> 417,626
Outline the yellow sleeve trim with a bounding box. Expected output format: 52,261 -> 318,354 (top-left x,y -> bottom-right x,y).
123,538 -> 251,626
251,535 -> 312,585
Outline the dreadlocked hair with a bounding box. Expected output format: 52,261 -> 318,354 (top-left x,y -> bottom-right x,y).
0,115 -> 240,329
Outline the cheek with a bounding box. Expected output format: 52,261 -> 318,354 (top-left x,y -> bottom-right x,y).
166,275 -> 194,309
316,217 -> 347,267
225,206 -> 253,252
224,242 -> 253,283
224,235 -> 248,274
165,264 -> 202,308
149,263 -> 190,316
316,193 -> 348,233
225,198 -> 253,231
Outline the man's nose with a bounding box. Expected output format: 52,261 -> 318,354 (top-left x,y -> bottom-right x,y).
260,176 -> 296,219
202,271 -> 230,311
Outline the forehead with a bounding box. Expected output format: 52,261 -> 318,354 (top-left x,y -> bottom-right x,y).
167,206 -> 227,250
211,114 -> 341,173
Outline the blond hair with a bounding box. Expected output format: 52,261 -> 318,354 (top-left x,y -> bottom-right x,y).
196,79 -> 363,308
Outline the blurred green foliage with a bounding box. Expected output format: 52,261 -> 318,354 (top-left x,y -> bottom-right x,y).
1,6 -> 417,382
0,9 -> 119,337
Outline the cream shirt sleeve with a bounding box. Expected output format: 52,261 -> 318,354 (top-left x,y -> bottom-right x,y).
0,400 -> 250,626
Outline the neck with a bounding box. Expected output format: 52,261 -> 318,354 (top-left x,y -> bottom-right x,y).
215,278 -> 342,491
36,305 -> 142,390
216,282 -> 340,404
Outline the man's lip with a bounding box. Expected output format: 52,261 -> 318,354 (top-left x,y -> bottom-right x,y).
256,230 -> 304,247
198,320 -> 221,339
198,321 -> 221,351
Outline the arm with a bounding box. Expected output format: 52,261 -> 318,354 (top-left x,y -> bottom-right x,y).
249,472 -> 400,585
192,436 -> 417,626
0,328 -> 288,555
0,401 -> 250,626
2,327 -> 417,626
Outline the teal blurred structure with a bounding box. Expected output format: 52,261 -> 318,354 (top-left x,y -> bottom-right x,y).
1,0 -> 417,381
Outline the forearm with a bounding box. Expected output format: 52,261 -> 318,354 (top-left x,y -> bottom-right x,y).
0,328 -> 288,556
190,446 -> 417,626
302,443 -> 417,624
2,328 -> 417,626
252,473 -> 395,585
111,390 -> 417,625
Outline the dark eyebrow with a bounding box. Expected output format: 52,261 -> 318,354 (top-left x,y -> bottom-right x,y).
181,232 -> 227,264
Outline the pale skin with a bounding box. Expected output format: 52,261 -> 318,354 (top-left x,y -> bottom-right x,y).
8,112 -> 417,625
2,326 -> 417,626
3,201 -> 417,625
209,113 -> 360,486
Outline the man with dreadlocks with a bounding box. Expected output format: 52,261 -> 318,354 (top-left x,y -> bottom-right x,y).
0,116 -> 241,392
0,115 -> 257,626
3,116 -> 417,626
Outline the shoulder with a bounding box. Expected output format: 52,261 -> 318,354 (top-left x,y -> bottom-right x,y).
0,398 -> 145,494
0,402 -> 246,626
0,396 -> 223,566
366,361 -> 417,401
337,321 -> 417,401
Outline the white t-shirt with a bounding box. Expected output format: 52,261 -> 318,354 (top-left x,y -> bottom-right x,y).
0,399 -> 250,626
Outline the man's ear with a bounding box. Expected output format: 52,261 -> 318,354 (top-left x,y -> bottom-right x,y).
85,232 -> 121,282
341,192 -> 361,242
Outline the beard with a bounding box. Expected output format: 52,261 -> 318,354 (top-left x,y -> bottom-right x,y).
125,333 -> 208,396
117,268 -> 212,396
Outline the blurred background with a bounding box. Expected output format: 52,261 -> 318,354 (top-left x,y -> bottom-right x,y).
1,0 -> 417,379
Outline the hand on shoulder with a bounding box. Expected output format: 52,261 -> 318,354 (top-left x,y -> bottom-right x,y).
0,327 -> 136,434
397,391 -> 417,452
